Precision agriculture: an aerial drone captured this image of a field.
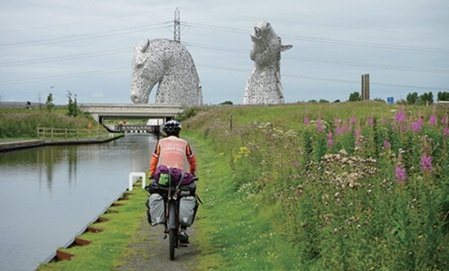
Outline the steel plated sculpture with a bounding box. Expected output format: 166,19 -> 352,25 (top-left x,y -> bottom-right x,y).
130,39 -> 202,106
243,20 -> 292,105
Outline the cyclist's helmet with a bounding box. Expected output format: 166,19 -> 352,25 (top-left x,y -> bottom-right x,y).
163,120 -> 182,136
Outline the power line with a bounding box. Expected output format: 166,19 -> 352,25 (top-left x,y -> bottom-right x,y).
182,21 -> 449,54
0,67 -> 130,85
0,23 -> 166,49
184,40 -> 449,75
282,73 -> 449,91
180,22 -> 248,35
4,39 -> 445,75
193,63 -> 449,91
282,33 -> 449,54
285,56 -> 449,74
183,41 -> 248,54
0,48 -> 131,67
1,60 -> 447,92
1,19 -> 447,93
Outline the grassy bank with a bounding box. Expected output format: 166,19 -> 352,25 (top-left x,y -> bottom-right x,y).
0,108 -> 102,138
184,102 -> 449,270
189,132 -> 289,270
37,184 -> 148,270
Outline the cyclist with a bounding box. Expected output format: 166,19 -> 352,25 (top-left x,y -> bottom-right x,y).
149,120 -> 197,246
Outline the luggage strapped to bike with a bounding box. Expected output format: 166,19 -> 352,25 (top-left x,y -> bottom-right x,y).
164,168 -> 184,235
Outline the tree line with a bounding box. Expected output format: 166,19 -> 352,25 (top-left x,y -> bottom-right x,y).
348,91 -> 449,105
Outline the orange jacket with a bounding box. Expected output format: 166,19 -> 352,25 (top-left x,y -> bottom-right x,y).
149,136 -> 196,177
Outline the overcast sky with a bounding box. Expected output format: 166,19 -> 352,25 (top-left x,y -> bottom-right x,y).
1,0 -> 448,105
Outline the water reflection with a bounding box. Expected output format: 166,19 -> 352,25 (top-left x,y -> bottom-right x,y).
0,135 -> 157,271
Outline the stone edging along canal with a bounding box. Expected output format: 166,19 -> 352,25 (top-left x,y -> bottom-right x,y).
39,178 -> 149,268
43,189 -> 135,264
0,134 -> 124,152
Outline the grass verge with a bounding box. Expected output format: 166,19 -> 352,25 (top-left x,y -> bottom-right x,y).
187,133 -> 294,271
37,183 -> 148,271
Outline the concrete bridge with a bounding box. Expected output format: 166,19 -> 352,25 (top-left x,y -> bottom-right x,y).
79,103 -> 187,133
79,103 -> 186,123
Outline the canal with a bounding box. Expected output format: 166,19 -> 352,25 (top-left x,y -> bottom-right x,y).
0,135 -> 157,271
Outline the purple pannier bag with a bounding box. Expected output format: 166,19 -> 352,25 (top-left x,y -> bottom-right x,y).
181,172 -> 195,185
154,165 -> 194,186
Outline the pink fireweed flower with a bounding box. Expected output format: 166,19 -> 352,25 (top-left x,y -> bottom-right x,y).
410,119 -> 423,132
304,117 -> 310,126
334,118 -> 340,126
293,160 -> 299,167
383,140 -> 391,149
317,118 -> 323,132
354,129 -> 361,138
429,115 -> 437,127
327,139 -> 334,147
336,125 -> 350,135
327,132 -> 333,139
368,118 -> 374,127
444,128 -> 449,137
395,167 -> 406,184
420,155 -> 433,173
442,115 -> 448,126
394,110 -> 407,131
394,110 -> 406,122
350,117 -> 357,125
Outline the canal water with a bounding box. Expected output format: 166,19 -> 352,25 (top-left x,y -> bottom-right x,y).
0,135 -> 157,271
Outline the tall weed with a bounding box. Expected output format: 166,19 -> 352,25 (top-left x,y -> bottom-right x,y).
185,102 -> 449,270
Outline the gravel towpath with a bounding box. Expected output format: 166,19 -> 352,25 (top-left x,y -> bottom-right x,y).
113,217 -> 199,271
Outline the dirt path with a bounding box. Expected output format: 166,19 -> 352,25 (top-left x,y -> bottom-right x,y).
113,216 -> 199,271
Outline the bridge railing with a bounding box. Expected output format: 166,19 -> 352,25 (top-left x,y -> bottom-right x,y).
114,125 -> 161,134
37,127 -> 111,141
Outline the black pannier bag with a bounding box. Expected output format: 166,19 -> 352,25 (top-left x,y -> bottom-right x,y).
145,179 -> 169,195
180,181 -> 196,196
146,179 -> 196,197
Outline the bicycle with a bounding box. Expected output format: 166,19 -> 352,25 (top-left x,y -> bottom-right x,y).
145,170 -> 199,261
164,176 -> 198,260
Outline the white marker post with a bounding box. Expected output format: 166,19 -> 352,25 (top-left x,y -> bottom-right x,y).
128,172 -> 146,191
